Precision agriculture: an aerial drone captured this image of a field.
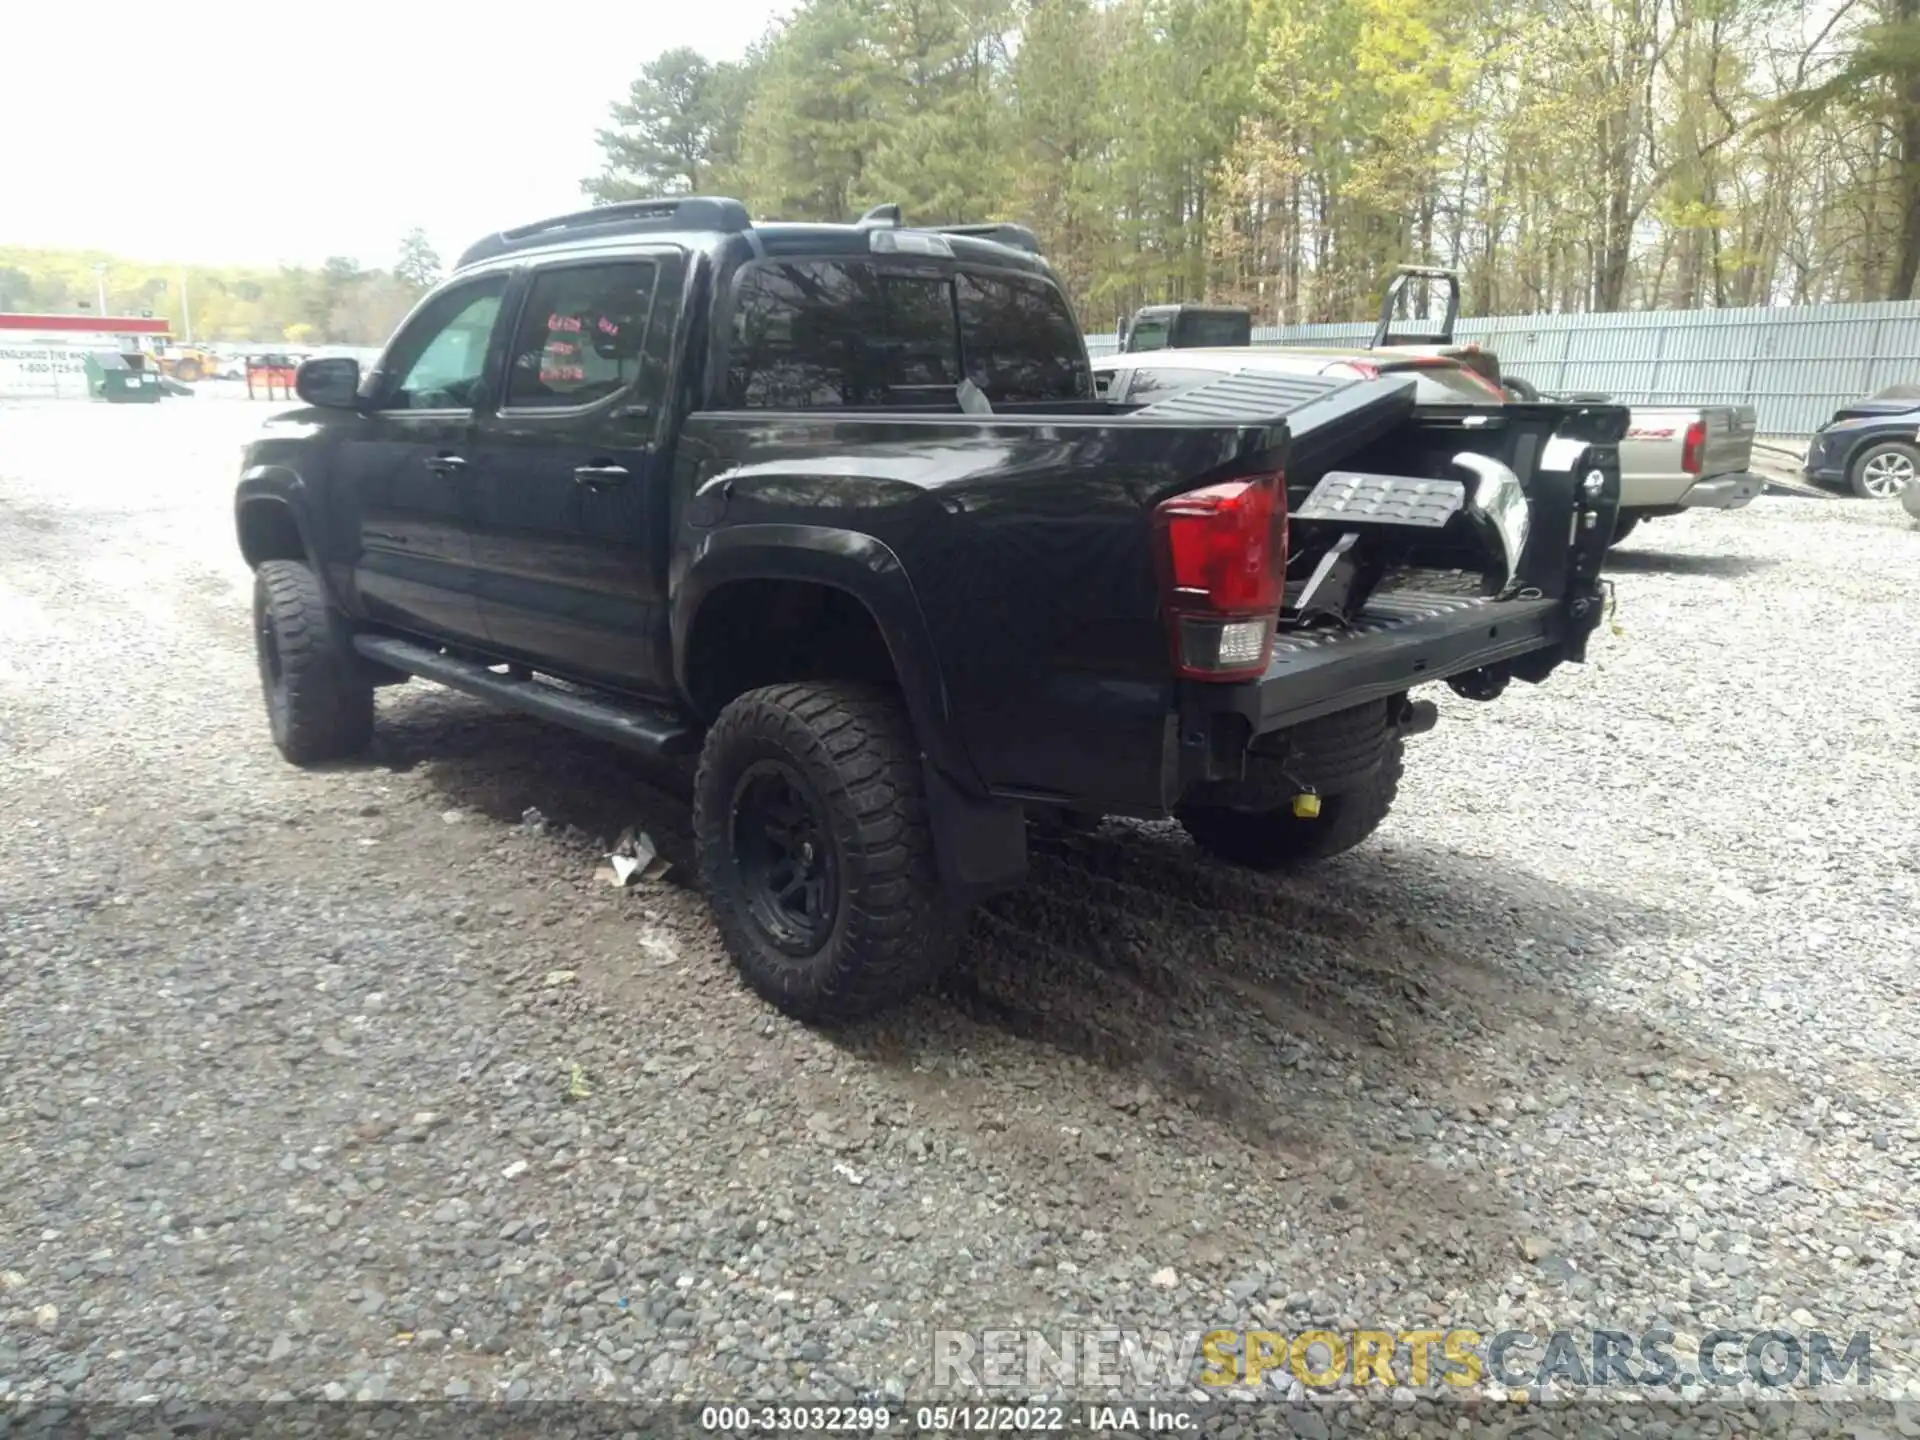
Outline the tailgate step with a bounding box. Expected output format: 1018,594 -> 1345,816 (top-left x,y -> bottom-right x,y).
354,635 -> 699,757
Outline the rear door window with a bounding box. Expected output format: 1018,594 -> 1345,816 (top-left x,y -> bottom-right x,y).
956,272 -> 1091,404
725,260 -> 1088,409
726,261 -> 958,408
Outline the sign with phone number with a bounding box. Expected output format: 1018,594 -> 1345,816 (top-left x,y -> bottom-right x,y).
0,346 -> 89,397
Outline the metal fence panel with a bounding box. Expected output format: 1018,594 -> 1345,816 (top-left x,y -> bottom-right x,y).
1086,300 -> 1920,435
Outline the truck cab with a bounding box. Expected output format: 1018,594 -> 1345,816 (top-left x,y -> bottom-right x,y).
1118,304 -> 1253,353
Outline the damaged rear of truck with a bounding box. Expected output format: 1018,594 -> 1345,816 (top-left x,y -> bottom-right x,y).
764,365 -> 1628,886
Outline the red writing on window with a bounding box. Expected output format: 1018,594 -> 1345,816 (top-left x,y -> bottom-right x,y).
540,364 -> 586,384
598,317 -> 620,337
545,339 -> 577,357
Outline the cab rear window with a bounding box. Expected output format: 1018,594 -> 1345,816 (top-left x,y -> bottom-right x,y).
725,260 -> 1090,409
1176,313 -> 1252,347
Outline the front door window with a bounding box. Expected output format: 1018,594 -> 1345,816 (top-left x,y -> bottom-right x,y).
378,278 -> 508,411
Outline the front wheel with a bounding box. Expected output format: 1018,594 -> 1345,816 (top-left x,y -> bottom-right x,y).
1849,441 -> 1919,500
694,682 -> 957,1022
253,560 -> 373,765
1178,737 -> 1403,869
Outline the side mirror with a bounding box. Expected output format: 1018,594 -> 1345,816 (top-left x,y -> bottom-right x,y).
295,356 -> 362,409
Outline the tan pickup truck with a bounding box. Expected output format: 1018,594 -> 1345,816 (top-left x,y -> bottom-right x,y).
1502,384 -> 1763,544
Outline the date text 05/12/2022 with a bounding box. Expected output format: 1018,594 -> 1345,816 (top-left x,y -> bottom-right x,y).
698,1404 -> 1197,1432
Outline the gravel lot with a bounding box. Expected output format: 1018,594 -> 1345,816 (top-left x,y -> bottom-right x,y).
3,399 -> 1918,1422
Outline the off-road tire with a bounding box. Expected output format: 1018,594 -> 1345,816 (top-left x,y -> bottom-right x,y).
694,681 -> 956,1022
1178,736 -> 1404,869
1848,440 -> 1920,501
253,560 -> 374,765
1608,513 -> 1641,547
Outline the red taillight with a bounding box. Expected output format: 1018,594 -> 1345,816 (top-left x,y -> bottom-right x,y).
1153,473 -> 1286,681
1681,419 -> 1707,474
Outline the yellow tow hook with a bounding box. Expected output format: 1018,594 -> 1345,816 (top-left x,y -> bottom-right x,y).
1291,792 -> 1322,819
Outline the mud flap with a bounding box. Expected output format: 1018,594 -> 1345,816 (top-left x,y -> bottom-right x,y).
922,760 -> 1028,906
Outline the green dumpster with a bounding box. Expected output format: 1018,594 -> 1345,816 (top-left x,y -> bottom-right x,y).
83,350 -> 165,404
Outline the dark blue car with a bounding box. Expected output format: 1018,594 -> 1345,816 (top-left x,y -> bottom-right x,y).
1804,385 -> 1920,499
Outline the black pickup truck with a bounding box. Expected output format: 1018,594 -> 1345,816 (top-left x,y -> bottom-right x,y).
236,197 -> 1624,1021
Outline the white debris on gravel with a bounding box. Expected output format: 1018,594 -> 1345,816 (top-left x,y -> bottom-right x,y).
2,403 -> 1919,1420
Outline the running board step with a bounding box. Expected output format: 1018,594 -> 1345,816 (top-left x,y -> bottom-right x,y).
354,635 -> 699,757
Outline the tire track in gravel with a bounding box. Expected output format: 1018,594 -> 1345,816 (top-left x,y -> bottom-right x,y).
362,667 -> 1745,1292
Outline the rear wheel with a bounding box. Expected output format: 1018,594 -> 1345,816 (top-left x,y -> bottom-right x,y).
1179,743 -> 1403,869
1177,701 -> 1404,869
694,681 -> 957,1022
253,560 -> 373,765
1849,441 -> 1919,500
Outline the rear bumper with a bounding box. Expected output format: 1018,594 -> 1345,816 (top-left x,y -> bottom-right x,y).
1679,472 -> 1764,510
1190,591 -> 1573,740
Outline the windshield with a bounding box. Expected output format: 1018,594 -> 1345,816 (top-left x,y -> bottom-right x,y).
1126,317 -> 1170,352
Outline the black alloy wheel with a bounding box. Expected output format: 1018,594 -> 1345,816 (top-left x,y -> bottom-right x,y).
729,760 -> 840,954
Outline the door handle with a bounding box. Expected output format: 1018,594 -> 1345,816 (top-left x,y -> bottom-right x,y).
424,453 -> 469,476
573,464 -> 630,486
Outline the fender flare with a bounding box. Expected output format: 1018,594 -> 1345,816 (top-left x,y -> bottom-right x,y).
234,465 -> 322,575
673,523 -> 978,791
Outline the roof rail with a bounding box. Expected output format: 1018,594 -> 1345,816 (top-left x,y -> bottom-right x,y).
858,203 -> 902,228
933,222 -> 1041,255
456,196 -> 753,269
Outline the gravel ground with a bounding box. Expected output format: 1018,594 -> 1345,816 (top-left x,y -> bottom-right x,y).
3,400 -> 1919,1425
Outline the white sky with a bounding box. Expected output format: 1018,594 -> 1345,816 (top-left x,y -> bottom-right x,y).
1,0 -> 791,270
